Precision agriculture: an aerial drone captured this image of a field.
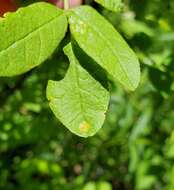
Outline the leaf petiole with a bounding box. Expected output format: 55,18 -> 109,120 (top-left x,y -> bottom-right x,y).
64,0 -> 69,10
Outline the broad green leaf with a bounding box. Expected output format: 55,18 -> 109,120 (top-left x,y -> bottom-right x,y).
46,43 -> 109,137
68,5 -> 140,91
0,2 -> 67,77
95,0 -> 123,12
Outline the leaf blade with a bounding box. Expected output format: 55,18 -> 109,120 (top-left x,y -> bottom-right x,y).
47,43 -> 109,137
68,5 -> 140,91
0,2 -> 67,76
94,0 -> 123,12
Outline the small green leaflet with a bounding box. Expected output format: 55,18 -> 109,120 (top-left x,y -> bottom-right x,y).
94,0 -> 123,12
47,43 -> 109,137
68,5 -> 140,91
0,2 -> 67,77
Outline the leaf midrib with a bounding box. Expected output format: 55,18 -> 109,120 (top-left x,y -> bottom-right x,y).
73,62 -> 89,124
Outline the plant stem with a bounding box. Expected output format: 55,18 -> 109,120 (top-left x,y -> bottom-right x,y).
64,0 -> 69,10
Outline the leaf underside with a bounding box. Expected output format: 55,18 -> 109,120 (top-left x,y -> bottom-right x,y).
0,2 -> 67,77
47,43 -> 109,137
68,5 -> 140,91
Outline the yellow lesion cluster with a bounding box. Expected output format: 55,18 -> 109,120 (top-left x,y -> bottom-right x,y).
69,16 -> 87,35
79,121 -> 91,134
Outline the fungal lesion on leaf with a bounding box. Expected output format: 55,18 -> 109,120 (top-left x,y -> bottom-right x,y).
79,121 -> 91,134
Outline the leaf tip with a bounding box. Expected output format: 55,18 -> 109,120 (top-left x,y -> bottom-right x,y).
129,65 -> 141,91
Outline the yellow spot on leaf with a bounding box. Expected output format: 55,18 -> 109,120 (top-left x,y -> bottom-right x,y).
79,121 -> 90,133
71,20 -> 87,34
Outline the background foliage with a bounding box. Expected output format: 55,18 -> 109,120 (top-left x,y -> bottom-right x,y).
0,0 -> 174,189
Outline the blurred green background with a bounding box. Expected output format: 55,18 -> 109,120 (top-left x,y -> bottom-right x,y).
1,0 -> 174,189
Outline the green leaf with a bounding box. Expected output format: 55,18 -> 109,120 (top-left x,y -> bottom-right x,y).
0,2 -> 67,77
94,0 -> 123,12
46,43 -> 109,137
68,5 -> 140,91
